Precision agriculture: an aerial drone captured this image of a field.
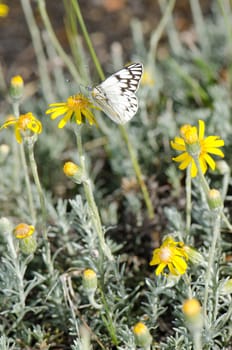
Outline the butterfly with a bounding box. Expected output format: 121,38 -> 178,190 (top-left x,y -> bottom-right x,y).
91,63 -> 143,125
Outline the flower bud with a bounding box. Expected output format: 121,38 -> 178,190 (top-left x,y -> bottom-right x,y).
18,235 -> 37,255
13,223 -> 37,255
82,269 -> 97,295
182,298 -> 201,318
216,160 -> 230,175
10,75 -> 24,100
207,189 -> 222,210
183,245 -> 204,265
182,298 -> 203,334
133,322 -> 152,348
63,161 -> 85,184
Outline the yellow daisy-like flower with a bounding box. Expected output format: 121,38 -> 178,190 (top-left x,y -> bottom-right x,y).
0,112 -> 42,143
46,94 -> 98,128
150,236 -> 188,276
171,120 -> 224,177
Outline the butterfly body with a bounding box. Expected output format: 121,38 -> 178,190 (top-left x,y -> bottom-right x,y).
91,63 -> 143,124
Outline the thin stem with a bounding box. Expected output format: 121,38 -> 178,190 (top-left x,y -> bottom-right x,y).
73,0 -> 155,219
19,144 -> 37,224
12,101 -> 36,222
20,0 -> 54,103
203,209 -> 221,323
37,0 -> 83,85
26,137 -> 53,275
27,138 -> 47,233
158,0 -> 183,56
189,0 -> 209,54
119,125 -> 155,219
12,102 -> 20,192
193,155 -> 210,196
75,127 -> 113,261
71,0 -> 105,81
149,0 -> 176,66
185,166 -> 192,238
192,331 -> 202,350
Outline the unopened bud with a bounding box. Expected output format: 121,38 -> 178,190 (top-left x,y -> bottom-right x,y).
13,223 -> 37,255
10,75 -> 24,100
133,322 -> 152,348
207,189 -> 222,210
82,269 -> 97,295
63,161 -> 85,184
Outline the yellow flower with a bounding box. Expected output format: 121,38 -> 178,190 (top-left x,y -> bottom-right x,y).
150,236 -> 188,276
13,223 -> 35,239
46,94 -> 98,128
63,161 -> 79,177
171,120 -> 224,177
10,75 -> 24,88
0,4 -> 9,17
0,112 -> 42,143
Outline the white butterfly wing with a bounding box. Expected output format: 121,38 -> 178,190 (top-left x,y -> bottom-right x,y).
92,63 -> 143,124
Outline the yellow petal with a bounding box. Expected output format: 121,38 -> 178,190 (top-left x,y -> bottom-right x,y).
156,262 -> 166,275
190,161 -> 198,177
58,111 -> 73,128
199,157 -> 207,174
203,153 -> 216,170
198,120 -> 205,140
15,126 -> 22,143
206,148 -> 224,157
0,119 -> 17,129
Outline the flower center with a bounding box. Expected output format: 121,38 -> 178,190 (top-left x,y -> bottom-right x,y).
159,246 -> 172,263
18,115 -> 31,130
67,95 -> 89,109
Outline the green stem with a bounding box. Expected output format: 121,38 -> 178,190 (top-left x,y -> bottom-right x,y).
27,137 -> 53,275
203,209 -> 221,323
12,102 -> 36,222
27,138 -> 47,232
185,166 -> 192,238
149,0 -> 176,67
73,0 -> 155,219
12,102 -> 20,192
119,125 -> 155,219
21,0 -> 54,103
189,0 -> 209,54
75,127 -> 113,261
19,144 -> 37,224
71,0 -> 105,81
37,0 -> 83,85
193,155 -> 210,196
98,285 -> 118,346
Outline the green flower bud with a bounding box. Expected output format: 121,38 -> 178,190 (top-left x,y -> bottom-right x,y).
207,189 -> 222,210
82,269 -> 97,295
10,75 -> 24,100
133,322 -> 152,348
